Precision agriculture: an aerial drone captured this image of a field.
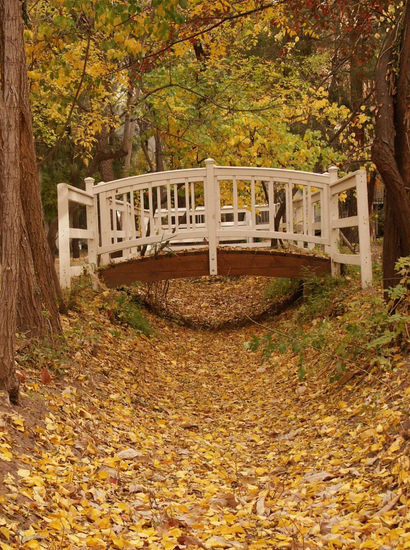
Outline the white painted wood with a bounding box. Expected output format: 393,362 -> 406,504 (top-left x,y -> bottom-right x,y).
85,177 -> 98,270
333,253 -> 361,266
268,181 -> 275,231
67,186 -> 94,206
205,158 -> 218,275
215,228 -> 327,244
139,190 -> 145,238
329,172 -> 359,194
99,188 -> 111,265
190,182 -> 196,228
58,162 -> 373,288
167,183 -> 172,230
68,228 -> 93,239
184,179 -> 190,230
70,265 -> 85,277
327,166 -> 340,275
232,177 -> 238,227
250,177 -> 256,229
355,170 -> 373,287
331,216 -> 359,229
57,183 -> 71,289
173,184 -> 179,229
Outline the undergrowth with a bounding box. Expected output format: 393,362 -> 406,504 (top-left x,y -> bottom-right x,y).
67,275 -> 153,336
247,257 -> 410,382
15,278 -> 153,375
111,293 -> 153,336
264,278 -> 301,301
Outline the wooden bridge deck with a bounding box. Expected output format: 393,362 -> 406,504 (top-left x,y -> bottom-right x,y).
99,248 -> 331,287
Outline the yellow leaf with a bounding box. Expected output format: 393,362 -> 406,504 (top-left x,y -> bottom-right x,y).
0,527 -> 10,541
388,438 -> 402,453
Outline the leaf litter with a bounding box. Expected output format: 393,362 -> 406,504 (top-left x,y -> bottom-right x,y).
0,277 -> 409,549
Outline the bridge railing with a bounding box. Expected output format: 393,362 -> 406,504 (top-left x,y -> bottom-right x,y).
57,179 -> 97,288
57,160 -> 372,288
328,169 -> 372,287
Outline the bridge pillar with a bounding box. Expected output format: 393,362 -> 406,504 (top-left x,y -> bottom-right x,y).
328,166 -> 341,277
85,177 -> 98,269
205,158 -> 218,275
57,183 -> 71,289
356,170 -> 372,287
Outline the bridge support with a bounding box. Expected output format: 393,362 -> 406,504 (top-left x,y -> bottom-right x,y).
205,158 -> 218,275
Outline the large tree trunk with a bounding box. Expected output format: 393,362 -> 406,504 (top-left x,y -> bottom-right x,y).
1,0 -> 62,402
0,0 -> 22,403
19,79 -> 63,332
372,2 -> 410,290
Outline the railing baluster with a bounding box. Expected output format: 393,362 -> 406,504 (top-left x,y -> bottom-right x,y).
191,181 -> 196,227
173,184 -> 179,229
233,177 -> 238,227
148,186 -> 154,235
302,186 -> 307,236
286,181 -> 292,235
268,180 -> 274,231
166,182 -> 172,230
156,186 -> 162,230
185,179 -> 190,230
140,190 -> 145,238
251,177 -> 256,229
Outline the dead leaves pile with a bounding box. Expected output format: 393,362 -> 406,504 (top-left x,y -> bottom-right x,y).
0,283 -> 409,549
134,276 -> 295,329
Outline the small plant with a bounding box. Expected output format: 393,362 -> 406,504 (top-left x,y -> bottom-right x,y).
296,274 -> 347,321
265,278 -> 301,301
101,291 -> 153,337
115,294 -> 153,336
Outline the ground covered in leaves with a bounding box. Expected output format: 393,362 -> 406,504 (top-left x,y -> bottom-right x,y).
0,277 -> 409,549
134,276 -> 299,329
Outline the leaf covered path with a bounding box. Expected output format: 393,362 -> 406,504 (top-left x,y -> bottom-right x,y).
0,289 -> 409,549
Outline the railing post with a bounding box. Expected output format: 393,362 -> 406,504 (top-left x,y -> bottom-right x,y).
356,169 -> 372,288
57,183 -> 71,289
85,177 -> 98,272
99,188 -> 111,266
205,158 -> 218,275
328,166 -> 341,277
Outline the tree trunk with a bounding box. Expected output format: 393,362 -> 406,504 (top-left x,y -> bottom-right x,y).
372,2 -> 410,289
0,0 -> 22,403
47,217 -> 59,259
1,0 -> 62,403
18,8 -> 63,332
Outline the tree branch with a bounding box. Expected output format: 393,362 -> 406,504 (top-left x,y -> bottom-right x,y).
39,31 -> 91,166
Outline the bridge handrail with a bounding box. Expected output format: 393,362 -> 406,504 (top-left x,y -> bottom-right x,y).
92,167 -> 207,194
214,165 -> 330,187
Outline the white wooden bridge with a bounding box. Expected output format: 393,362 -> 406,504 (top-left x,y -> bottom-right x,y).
57,159 -> 372,288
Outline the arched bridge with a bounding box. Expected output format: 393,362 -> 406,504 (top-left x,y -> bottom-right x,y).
57,160 -> 372,288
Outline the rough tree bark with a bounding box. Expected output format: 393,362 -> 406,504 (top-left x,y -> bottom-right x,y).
0,0 -> 62,402
0,0 -> 22,402
372,1 -> 410,289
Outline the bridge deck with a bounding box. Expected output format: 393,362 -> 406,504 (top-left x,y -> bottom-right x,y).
99,248 -> 331,287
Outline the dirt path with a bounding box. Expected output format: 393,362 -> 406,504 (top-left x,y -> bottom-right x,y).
0,300 -> 408,549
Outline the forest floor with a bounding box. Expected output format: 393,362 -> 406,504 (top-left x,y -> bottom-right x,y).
0,276 -> 409,549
